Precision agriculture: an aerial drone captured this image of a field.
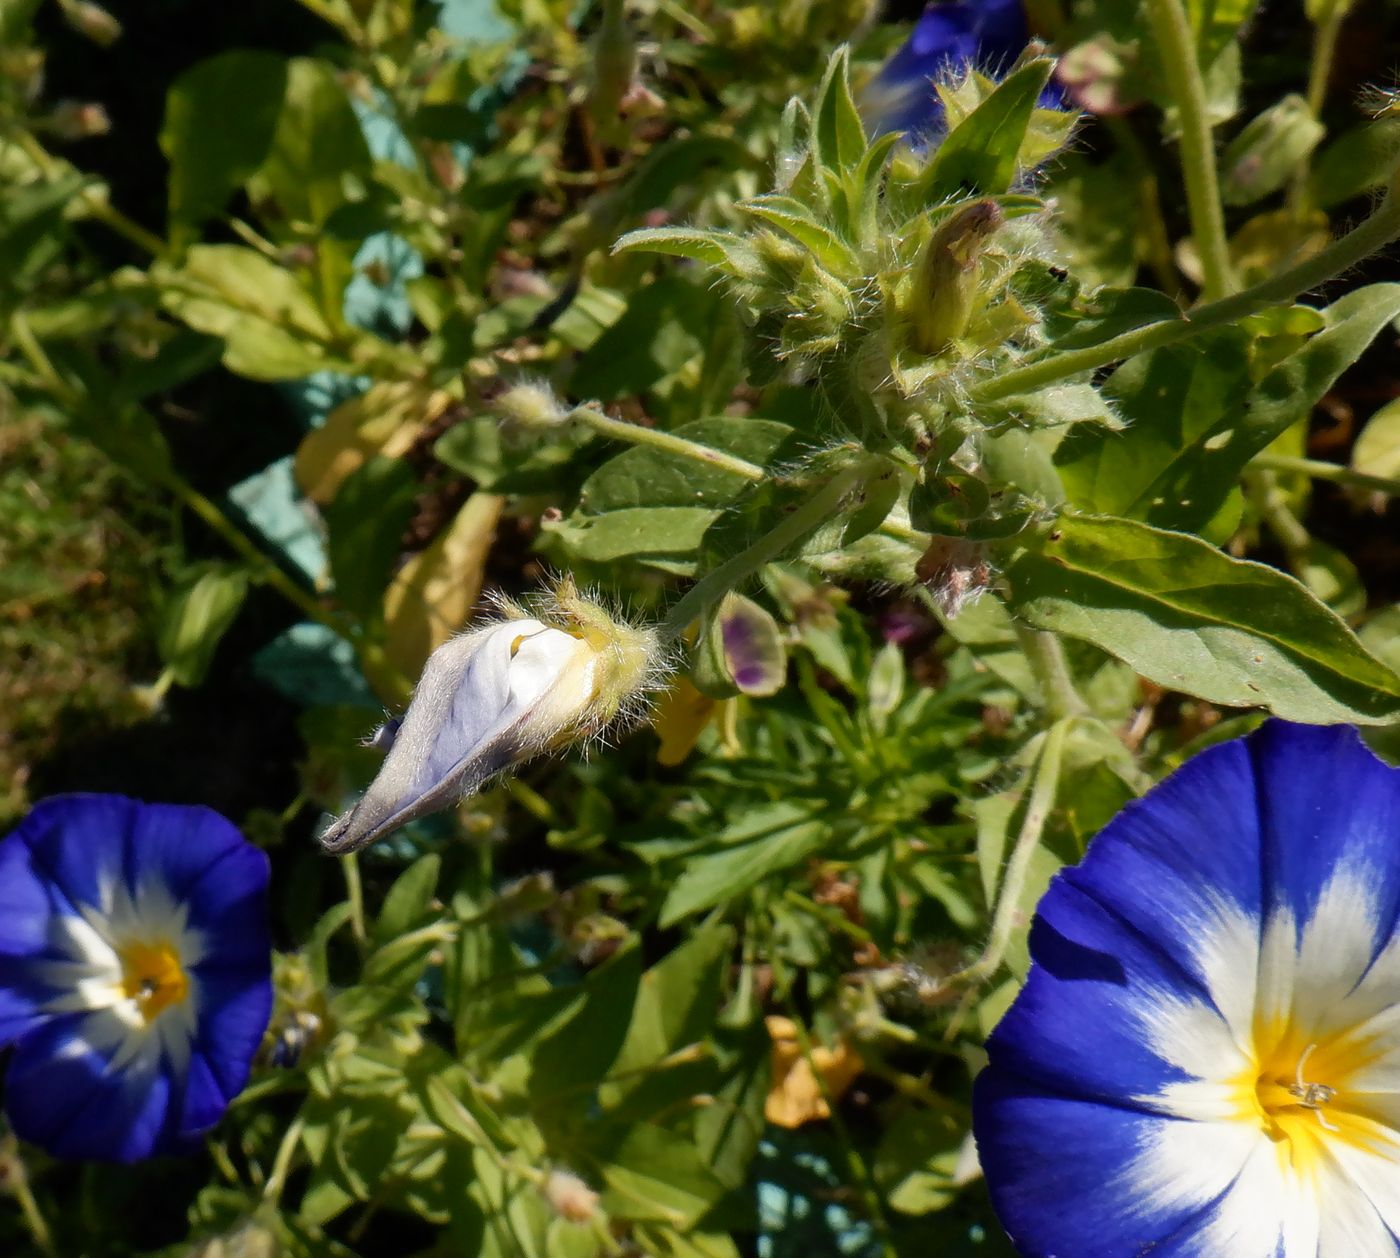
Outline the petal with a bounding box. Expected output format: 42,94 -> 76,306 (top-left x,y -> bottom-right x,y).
320,620 -> 587,852
974,1069 -> 1273,1257
123,801 -> 253,905
6,1013 -> 177,1162
181,842 -> 273,971
1248,723 -> 1400,971
8,794 -> 134,915
186,963 -> 273,1107
986,879 -> 1243,1106
1060,734 -> 1264,1037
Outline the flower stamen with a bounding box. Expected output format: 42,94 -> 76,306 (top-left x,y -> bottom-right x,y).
1285,1043 -> 1339,1132
118,939 -> 189,1023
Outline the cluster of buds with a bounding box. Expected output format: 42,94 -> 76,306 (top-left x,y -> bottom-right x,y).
616,50 -> 1074,457
321,579 -> 665,853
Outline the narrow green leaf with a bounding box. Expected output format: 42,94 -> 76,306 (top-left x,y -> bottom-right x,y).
918,59 -> 1054,202
157,565 -> 250,687
611,226 -> 737,269
811,46 -> 866,175
742,195 -> 859,276
1007,514 -> 1400,724
659,803 -> 828,925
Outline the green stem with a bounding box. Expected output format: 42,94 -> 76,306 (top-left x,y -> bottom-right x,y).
1289,4 -> 1347,216
1244,469 -> 1312,569
1251,453 -> 1400,498
342,853 -> 367,947
1014,624 -> 1088,720
951,719 -> 1070,989
1146,0 -> 1235,300
970,191 -> 1400,404
9,1169 -> 55,1257
1305,5 -> 1345,117
262,1116 -> 305,1205
660,460 -> 875,639
567,406 -> 766,481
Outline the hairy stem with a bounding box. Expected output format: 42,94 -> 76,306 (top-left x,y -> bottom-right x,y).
1014,624 -> 1088,720
1251,453 -> 1400,499
567,405 -> 766,481
1146,0 -> 1235,300
970,190 -> 1400,404
951,718 -> 1070,990
660,460 -> 876,638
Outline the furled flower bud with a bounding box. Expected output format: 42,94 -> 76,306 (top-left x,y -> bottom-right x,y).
321,581 -> 662,853
910,199 -> 1004,355
46,100 -> 111,140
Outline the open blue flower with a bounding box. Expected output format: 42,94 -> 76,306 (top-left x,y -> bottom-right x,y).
0,795 -> 272,1162
974,722 -> 1400,1255
863,0 -> 1057,138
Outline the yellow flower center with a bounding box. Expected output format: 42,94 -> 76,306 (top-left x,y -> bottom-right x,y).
1230,1024 -> 1394,1176
118,939 -> 189,1022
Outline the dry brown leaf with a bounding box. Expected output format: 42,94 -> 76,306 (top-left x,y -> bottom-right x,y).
295,381 -> 452,504
383,493 -> 503,677
763,1015 -> 863,1128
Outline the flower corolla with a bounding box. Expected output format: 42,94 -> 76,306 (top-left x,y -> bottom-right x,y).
975,721 -> 1400,1256
321,581 -> 661,854
0,794 -> 272,1161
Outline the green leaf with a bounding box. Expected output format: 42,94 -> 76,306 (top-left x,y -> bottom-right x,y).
1057,284 -> 1400,533
604,920 -> 732,1091
1353,397 -> 1400,483
599,1124 -> 729,1228
1007,514 -> 1400,723
741,195 -> 859,277
323,457 -> 419,619
155,244 -> 352,380
160,51 -> 287,242
157,565 -> 249,687
247,57 -> 373,229
1309,117 -> 1400,209
918,59 -> 1054,202
569,275 -> 735,413
811,46 -> 866,175
581,418 -> 795,512
611,226 -> 739,268
0,170 -> 87,296
1188,0 -> 1259,67
543,506 -> 719,564
372,855 -> 441,947
659,803 -> 829,925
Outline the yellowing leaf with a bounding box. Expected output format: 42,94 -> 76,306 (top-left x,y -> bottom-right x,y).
383,493 -> 503,677
652,677 -> 720,766
763,1016 -> 863,1129
295,382 -> 451,504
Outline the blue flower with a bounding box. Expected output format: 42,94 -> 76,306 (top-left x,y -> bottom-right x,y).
863,0 -> 1056,138
0,795 -> 272,1162
974,722 -> 1400,1256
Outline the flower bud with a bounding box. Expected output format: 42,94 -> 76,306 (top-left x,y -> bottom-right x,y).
542,1169 -> 601,1223
46,100 -> 111,140
59,0 -> 122,45
693,592 -> 787,699
495,381 -> 570,431
321,580 -> 662,853
909,199 -> 1003,356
